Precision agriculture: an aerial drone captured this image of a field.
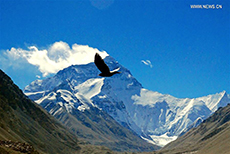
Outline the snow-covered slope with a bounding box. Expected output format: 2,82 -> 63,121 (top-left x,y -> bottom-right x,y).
24,55 -> 230,147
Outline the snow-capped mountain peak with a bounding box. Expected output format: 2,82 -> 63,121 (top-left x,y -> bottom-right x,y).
197,90 -> 230,112
24,55 -> 230,147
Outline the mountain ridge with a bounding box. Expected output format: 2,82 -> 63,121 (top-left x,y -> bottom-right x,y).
159,103 -> 230,154
24,55 -> 230,147
1,69 -> 137,154
24,59 -> 158,151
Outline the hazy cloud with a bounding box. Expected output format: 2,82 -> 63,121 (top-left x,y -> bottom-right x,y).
141,60 -> 153,68
3,41 -> 108,77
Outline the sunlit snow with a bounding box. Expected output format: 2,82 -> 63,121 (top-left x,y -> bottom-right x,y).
24,55 -> 230,148
75,78 -> 104,99
150,133 -> 178,147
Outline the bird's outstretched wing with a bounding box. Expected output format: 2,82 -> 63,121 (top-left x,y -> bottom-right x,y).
94,53 -> 110,74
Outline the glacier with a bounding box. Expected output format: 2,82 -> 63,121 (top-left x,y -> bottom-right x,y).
24,55 -> 230,147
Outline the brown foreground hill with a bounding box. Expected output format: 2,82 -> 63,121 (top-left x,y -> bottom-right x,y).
0,69 -> 118,154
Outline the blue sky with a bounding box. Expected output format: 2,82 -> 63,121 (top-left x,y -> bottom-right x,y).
0,0 -> 229,98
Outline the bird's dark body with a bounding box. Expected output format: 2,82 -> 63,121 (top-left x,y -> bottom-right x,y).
94,53 -> 120,77
99,71 -> 120,77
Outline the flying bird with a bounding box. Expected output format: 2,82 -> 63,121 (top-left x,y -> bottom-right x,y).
94,53 -> 120,77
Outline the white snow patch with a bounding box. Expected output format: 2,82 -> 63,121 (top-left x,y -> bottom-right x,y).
24,90 -> 46,96
57,89 -> 77,103
35,91 -> 57,104
50,107 -> 63,116
57,102 -> 63,106
98,95 -> 107,99
75,78 -> 104,99
77,104 -> 90,112
150,133 -> 178,147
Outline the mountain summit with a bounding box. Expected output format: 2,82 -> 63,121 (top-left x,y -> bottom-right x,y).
24,55 -> 230,147
24,56 -> 158,151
